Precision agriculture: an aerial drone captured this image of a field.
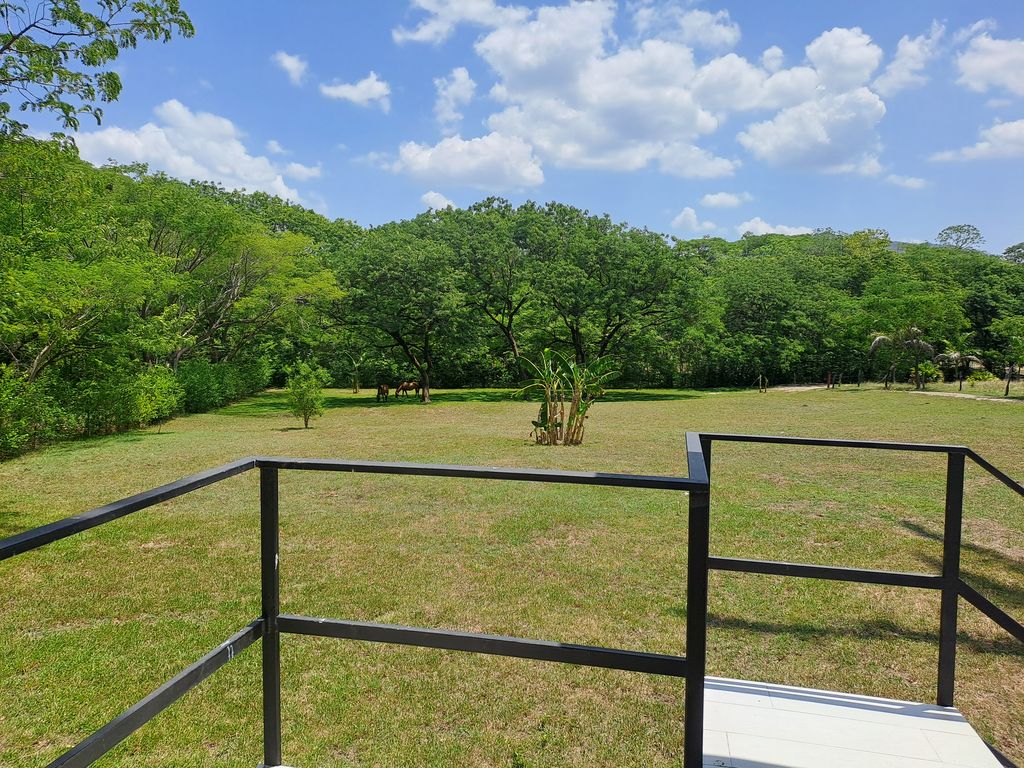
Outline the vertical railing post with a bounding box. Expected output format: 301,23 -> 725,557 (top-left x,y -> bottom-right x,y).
937,451 -> 964,707
260,466 -> 283,766
684,438 -> 712,768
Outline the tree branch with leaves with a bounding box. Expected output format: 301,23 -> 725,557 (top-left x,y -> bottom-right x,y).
1,0 -> 193,133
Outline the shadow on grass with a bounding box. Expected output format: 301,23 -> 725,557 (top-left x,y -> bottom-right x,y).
691,611 -> 1024,657
902,521 -> 1024,614
215,387 -> 706,414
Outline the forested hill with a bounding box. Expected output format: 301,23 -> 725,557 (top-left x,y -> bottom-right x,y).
2,136 -> 1023,457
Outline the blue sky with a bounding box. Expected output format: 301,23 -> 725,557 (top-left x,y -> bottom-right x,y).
31,1 -> 1024,250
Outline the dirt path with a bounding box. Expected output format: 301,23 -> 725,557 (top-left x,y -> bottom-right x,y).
906,390 -> 1021,404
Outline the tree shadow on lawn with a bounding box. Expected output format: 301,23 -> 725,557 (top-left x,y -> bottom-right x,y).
216,388 -> 703,415
26,428 -> 178,460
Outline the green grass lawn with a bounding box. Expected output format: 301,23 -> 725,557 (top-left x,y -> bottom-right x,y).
1,386 -> 1022,767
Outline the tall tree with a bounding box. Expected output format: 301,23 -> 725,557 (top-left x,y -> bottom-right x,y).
1003,242 -> 1024,266
428,199 -> 530,372
936,224 -> 985,251
341,224 -> 464,402
518,202 -> 679,364
989,316 -> 1024,397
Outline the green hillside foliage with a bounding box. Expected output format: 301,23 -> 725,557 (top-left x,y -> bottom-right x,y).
2,135 -> 1023,456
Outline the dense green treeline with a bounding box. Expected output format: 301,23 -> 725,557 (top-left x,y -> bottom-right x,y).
2,136 -> 1023,456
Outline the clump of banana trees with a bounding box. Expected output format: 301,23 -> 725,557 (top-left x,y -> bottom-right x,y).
518,349 -> 616,446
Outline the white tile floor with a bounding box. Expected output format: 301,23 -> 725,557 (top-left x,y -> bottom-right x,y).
702,677 -> 1003,768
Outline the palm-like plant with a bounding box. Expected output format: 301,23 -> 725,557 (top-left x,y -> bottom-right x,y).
518,349 -> 617,445
869,327 -> 935,390
934,335 -> 982,391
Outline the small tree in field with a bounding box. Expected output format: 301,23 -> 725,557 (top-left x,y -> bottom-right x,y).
518,349 -> 616,446
989,316 -> 1024,397
287,362 -> 329,428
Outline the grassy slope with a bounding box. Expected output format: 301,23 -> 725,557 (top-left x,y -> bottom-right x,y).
0,386 -> 1021,767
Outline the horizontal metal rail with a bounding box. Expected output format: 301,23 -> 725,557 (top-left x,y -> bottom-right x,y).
0,458 -> 257,562
255,456 -> 705,492
700,433 -> 968,454
278,614 -> 689,677
959,581 -> 1024,645
48,619 -> 263,768
709,556 -> 943,589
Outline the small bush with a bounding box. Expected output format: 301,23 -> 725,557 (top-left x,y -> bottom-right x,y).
916,361 -> 943,384
967,369 -> 998,385
287,362 -> 330,428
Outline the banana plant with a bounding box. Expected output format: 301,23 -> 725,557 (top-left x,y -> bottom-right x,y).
517,349 -> 617,445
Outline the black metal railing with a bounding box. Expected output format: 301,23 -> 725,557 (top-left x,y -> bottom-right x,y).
1,431 -> 1022,768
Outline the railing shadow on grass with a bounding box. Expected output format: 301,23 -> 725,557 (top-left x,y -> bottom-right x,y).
700,611 -> 1024,658
903,520 -> 1024,580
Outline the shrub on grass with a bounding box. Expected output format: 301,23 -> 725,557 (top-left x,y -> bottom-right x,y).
966,370 -> 998,386
287,361 -> 330,428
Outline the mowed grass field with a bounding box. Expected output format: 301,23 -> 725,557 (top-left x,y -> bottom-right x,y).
1,386 -> 1022,767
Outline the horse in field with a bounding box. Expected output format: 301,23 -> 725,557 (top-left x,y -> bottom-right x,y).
395,380 -> 420,398
376,383 -> 389,402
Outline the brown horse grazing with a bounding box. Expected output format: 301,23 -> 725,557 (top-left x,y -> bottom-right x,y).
376,383 -> 389,402
395,380 -> 420,398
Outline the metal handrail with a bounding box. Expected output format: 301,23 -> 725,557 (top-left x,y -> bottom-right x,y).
1,432 -> 1021,768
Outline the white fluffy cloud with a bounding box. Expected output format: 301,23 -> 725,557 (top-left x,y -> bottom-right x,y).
634,5 -> 740,51
737,217 -> 812,236
658,143 -> 739,178
930,119 -> 1024,161
265,139 -> 287,155
284,162 -> 321,181
885,174 -> 926,189
387,4 -> 923,185
873,21 -> 944,97
476,3 -> 741,175
761,45 -> 784,72
393,0 -> 528,44
806,27 -> 882,90
421,190 -> 455,209
671,206 -> 716,232
737,88 -> 885,172
320,72 -> 391,112
75,100 -> 309,201
701,191 -> 752,208
956,33 -> 1024,96
434,67 -> 476,134
271,51 -> 308,85
390,132 -> 543,190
